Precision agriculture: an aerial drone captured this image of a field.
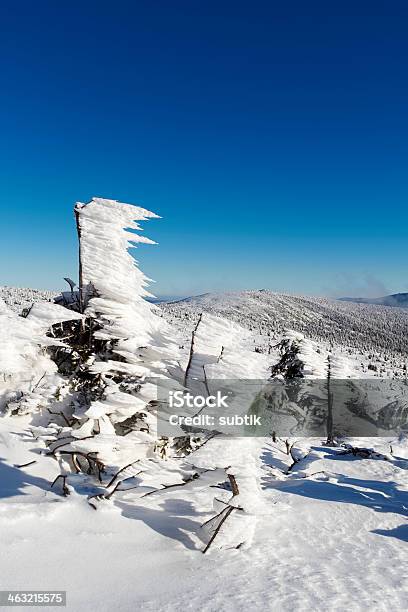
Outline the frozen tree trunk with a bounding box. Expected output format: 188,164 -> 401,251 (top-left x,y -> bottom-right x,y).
184,313 -> 203,387
326,355 -> 334,444
74,204 -> 84,313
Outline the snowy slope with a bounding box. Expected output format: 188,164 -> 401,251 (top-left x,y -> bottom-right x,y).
162,290 -> 408,357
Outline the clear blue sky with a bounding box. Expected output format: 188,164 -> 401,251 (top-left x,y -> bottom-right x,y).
0,1 -> 407,298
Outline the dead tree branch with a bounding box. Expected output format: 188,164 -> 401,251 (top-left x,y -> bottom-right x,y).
202,472 -> 241,554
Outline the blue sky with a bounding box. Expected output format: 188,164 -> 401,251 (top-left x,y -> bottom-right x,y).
0,1 -> 407,298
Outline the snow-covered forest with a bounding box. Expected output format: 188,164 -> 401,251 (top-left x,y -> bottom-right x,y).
0,198 -> 407,611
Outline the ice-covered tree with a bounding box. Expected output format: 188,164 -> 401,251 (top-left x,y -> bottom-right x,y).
48,198 -> 180,486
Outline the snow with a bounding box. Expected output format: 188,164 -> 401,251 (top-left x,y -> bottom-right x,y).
163,289 -> 408,362
0,298 -> 83,415
76,197 -> 160,330
1,303 -> 406,609
0,286 -> 57,313
183,312 -> 269,393
0,198 -> 407,611
0,419 -> 406,611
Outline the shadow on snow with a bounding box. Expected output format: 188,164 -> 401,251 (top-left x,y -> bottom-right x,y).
0,456 -> 50,498
116,498 -> 204,550
262,445 -> 408,543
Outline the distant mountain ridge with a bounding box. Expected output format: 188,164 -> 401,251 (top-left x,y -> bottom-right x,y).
162,289 -> 408,356
339,292 -> 408,308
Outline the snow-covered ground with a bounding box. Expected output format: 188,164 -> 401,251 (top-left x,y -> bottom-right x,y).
0,418 -> 406,611
0,293 -> 407,611
0,199 -> 407,611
